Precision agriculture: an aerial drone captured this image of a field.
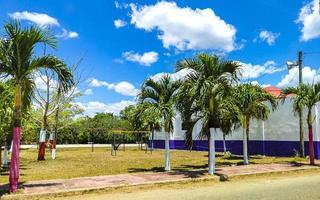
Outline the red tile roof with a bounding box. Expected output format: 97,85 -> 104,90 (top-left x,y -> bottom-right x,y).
264,86 -> 293,97
264,86 -> 282,97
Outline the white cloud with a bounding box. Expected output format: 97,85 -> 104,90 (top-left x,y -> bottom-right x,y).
238,60 -> 285,80
250,80 -> 271,88
122,51 -> 158,66
9,11 -> 59,27
75,100 -> 135,116
297,0 -> 320,41
114,19 -> 127,28
68,31 -> 79,38
84,89 -> 93,95
151,68 -> 194,82
114,1 -> 129,9
277,66 -> 320,88
9,11 -> 79,40
257,30 -> 280,45
88,79 -> 139,96
56,29 -> 79,39
34,75 -> 58,91
129,1 -> 236,52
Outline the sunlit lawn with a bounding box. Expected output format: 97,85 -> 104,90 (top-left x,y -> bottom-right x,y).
0,147 -> 308,183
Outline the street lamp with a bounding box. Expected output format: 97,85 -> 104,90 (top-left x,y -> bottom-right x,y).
286,51 -> 304,157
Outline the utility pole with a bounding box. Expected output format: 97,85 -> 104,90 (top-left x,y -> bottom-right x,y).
298,51 -> 304,157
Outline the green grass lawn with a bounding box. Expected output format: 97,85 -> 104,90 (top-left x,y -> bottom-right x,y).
0,147 -> 308,183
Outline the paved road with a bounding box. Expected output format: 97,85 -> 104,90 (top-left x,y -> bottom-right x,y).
60,173 -> 320,200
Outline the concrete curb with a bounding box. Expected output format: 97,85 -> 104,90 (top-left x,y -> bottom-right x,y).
1,176 -> 220,200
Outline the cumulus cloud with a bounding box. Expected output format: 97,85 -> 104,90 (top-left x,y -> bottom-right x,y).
277,66 -> 320,87
56,28 -> 79,39
256,30 -> 280,45
88,78 -> 139,96
114,19 -> 127,28
9,11 -> 59,27
151,68 -> 194,82
9,11 -> 79,39
250,80 -> 271,88
75,100 -> 135,116
122,51 -> 158,66
34,75 -> 58,91
129,1 -> 236,52
297,0 -> 320,41
238,60 -> 285,80
84,89 -> 93,95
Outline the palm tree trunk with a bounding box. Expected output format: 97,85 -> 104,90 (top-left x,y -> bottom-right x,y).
164,131 -> 170,171
242,115 -> 249,165
0,141 -> 2,170
299,110 -> 305,157
223,133 -> 227,154
307,110 -> 315,165
151,129 -> 154,153
3,140 -> 8,168
246,117 -> 250,158
208,128 -> 216,175
9,84 -> 22,192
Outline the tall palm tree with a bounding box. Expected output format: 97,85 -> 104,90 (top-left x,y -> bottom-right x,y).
233,83 -> 277,165
0,21 -> 74,192
282,83 -> 320,165
176,54 -> 241,175
139,75 -> 180,171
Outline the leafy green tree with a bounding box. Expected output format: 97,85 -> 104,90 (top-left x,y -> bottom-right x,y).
139,76 -> 180,171
233,83 -> 277,165
0,21 -> 74,192
0,81 -> 14,167
282,83 -> 320,165
176,54 -> 241,174
121,103 -> 161,151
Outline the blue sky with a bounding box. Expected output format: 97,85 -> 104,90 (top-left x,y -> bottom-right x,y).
1,0 -> 320,116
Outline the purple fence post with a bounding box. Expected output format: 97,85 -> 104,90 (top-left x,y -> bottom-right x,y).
9,127 -> 21,192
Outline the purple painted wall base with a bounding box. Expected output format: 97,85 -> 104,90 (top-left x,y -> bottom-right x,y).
149,139 -> 320,159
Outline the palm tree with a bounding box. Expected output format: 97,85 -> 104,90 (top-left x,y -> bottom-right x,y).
282,83 -> 320,165
176,54 -> 241,174
0,21 -> 74,192
233,83 -> 277,165
139,75 -> 180,171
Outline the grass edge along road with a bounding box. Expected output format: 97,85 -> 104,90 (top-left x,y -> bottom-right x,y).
0,147 -> 308,183
52,169 -> 320,200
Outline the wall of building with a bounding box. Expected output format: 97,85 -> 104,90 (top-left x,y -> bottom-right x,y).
151,99 -> 320,158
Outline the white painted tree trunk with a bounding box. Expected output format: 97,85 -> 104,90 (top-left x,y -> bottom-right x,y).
243,127 -> 249,165
164,132 -> 170,171
208,128 -> 216,175
39,129 -> 46,143
49,133 -> 56,160
9,140 -> 13,153
2,144 -> 8,167
223,134 -> 227,154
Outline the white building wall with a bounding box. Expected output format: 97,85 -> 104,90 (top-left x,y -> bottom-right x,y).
153,99 -> 320,142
